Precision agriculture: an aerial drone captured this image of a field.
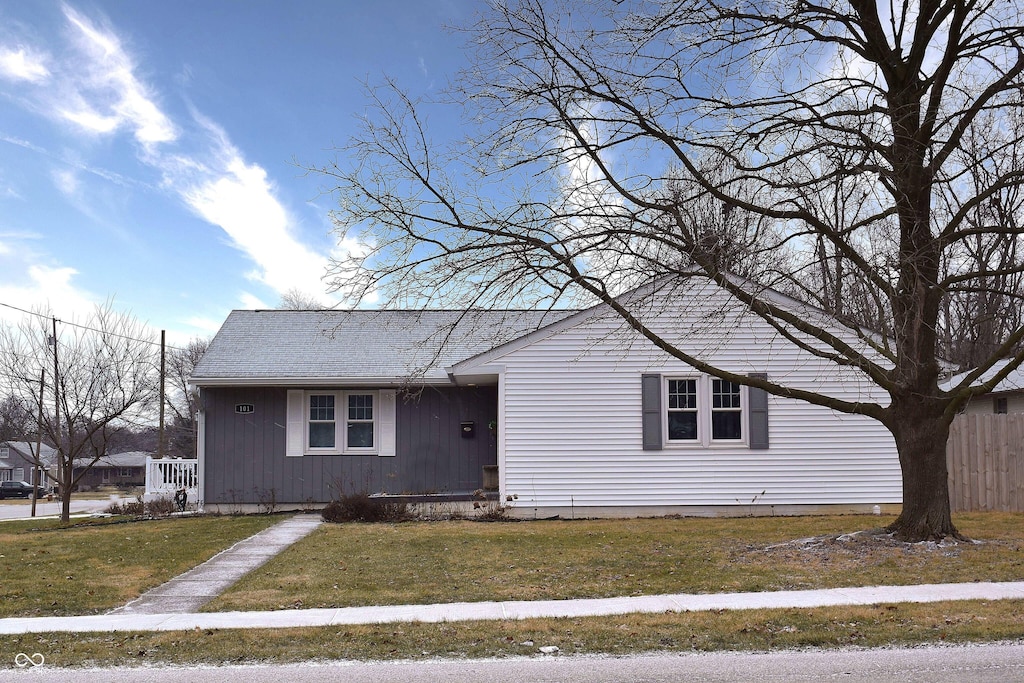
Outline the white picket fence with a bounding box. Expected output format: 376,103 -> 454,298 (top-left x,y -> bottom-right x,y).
145,457 -> 199,503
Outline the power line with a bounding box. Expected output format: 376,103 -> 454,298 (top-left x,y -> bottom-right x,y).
0,301 -> 186,351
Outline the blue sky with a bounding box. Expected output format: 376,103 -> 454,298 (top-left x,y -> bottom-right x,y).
0,0 -> 474,342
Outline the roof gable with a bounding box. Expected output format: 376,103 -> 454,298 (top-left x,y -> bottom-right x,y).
1,442 -> 56,467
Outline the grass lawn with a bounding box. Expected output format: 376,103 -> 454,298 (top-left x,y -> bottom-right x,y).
0,515 -> 281,617
206,512 -> 1024,612
2,512 -> 1023,668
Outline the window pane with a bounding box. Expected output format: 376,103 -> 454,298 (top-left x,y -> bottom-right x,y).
668,379 -> 697,409
309,422 -> 335,448
668,411 -> 698,440
712,379 -> 740,409
348,422 -> 374,448
348,394 -> 373,420
712,411 -> 742,440
309,394 -> 335,421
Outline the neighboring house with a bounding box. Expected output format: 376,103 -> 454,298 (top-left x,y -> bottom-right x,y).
72,451 -> 149,491
191,278 -> 902,516
0,441 -> 56,485
944,359 -> 1024,415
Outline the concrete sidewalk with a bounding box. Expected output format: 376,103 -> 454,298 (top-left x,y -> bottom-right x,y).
109,514 -> 324,615
1,580 -> 1023,635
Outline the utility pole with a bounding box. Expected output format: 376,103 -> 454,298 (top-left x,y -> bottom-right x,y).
50,317 -> 61,504
31,367 -> 44,518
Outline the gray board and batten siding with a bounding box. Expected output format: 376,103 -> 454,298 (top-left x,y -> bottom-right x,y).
201,385 -> 498,504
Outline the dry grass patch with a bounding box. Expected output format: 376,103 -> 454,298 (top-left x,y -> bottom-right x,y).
5,599 -> 1024,668
0,515 -> 281,617
208,513 -> 1024,613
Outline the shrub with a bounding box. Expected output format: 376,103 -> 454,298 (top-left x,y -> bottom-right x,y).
322,492 -> 409,523
103,495 -> 183,518
105,497 -> 145,516
145,496 -> 178,517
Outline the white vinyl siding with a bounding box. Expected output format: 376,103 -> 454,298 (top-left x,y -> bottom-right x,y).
473,281 -> 900,510
961,393 -> 1024,416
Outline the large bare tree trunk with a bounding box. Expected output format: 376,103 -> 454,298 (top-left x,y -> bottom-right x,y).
887,399 -> 960,541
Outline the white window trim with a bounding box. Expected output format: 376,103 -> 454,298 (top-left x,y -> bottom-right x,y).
304,390 -> 379,455
663,375 -> 748,448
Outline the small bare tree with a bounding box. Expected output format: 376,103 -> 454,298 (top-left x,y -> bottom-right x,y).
0,303 -> 158,522
316,1 -> 1024,541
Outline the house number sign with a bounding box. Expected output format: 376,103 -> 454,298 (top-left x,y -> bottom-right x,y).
235,404 -> 255,414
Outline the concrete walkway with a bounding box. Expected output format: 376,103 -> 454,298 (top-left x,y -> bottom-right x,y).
0,513 -> 1022,635
109,514 -> 323,615
1,581 -> 1022,634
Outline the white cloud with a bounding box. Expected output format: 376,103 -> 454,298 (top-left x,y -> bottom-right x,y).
57,5 -> 177,149
58,99 -> 121,135
181,140 -> 336,305
51,167 -> 79,196
0,263 -> 97,324
180,315 -> 225,336
238,292 -> 269,310
0,46 -> 50,83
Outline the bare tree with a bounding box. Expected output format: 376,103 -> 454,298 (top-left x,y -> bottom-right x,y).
165,338 -> 209,459
0,303 -> 158,522
0,394 -> 34,443
278,288 -> 326,310
938,109 -> 1024,367
316,0 -> 1024,541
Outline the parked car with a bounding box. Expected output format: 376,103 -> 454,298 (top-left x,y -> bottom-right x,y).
0,480 -> 47,499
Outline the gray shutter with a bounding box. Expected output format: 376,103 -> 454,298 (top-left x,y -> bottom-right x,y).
748,372 -> 769,450
641,373 -> 663,451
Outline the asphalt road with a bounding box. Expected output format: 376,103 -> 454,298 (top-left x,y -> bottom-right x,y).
0,497 -> 113,521
6,642 -> 1024,682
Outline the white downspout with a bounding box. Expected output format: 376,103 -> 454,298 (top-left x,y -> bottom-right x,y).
497,369 -> 506,504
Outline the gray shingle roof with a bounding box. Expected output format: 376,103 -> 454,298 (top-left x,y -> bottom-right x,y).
95,451 -> 151,468
1,442 -> 57,468
942,358 -> 1024,394
191,309 -> 575,385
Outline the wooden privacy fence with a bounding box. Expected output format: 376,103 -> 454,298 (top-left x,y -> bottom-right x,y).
947,413 -> 1024,512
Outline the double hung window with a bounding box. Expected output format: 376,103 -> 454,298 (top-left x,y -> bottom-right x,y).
306,391 -> 376,453
710,379 -> 742,440
664,376 -> 745,445
667,379 -> 699,441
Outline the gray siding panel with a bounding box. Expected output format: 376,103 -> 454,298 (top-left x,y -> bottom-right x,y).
202,386 -> 497,504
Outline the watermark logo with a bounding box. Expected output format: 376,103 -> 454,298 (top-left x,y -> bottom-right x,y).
15,652 -> 44,667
